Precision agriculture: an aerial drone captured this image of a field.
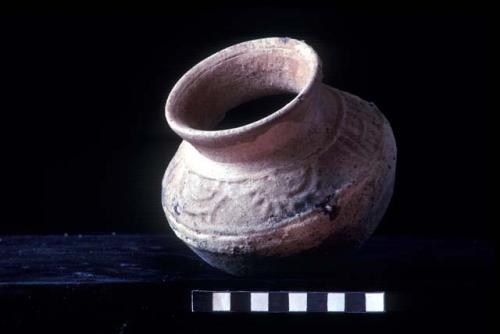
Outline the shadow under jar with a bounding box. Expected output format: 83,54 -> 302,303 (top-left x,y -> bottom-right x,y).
162,37 -> 397,276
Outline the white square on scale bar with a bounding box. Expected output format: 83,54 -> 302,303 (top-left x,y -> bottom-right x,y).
250,292 -> 269,312
288,293 -> 307,312
365,293 -> 385,312
327,293 -> 345,312
212,292 -> 231,311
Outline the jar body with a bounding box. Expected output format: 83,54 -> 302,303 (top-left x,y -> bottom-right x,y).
162,86 -> 396,275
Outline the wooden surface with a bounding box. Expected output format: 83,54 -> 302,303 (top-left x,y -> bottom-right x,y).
0,234 -> 493,285
0,234 -> 494,333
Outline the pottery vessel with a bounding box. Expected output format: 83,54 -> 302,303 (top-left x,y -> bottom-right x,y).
162,37 -> 397,275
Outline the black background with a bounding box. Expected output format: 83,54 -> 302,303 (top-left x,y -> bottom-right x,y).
0,6 -> 494,334
1,7 -> 491,238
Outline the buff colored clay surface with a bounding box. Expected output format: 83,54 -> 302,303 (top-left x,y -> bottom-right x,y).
162,37 -> 397,275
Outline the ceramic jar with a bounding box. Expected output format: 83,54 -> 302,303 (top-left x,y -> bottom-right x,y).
162,37 -> 397,275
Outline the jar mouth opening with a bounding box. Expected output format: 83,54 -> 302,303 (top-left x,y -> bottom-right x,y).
165,37 -> 321,145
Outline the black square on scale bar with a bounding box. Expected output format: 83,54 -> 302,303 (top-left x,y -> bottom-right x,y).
192,291 -> 212,312
307,292 -> 327,312
230,292 -> 251,312
346,292 -> 366,313
269,292 -> 289,312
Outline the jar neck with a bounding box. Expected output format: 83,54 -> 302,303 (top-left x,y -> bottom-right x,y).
189,84 -> 325,165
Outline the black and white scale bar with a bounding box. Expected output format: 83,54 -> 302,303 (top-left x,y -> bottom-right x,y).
192,291 -> 385,313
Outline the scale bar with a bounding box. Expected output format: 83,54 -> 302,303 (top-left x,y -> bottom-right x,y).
192,290 -> 385,313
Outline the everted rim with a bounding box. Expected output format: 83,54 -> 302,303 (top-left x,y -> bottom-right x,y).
165,37 -> 321,146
